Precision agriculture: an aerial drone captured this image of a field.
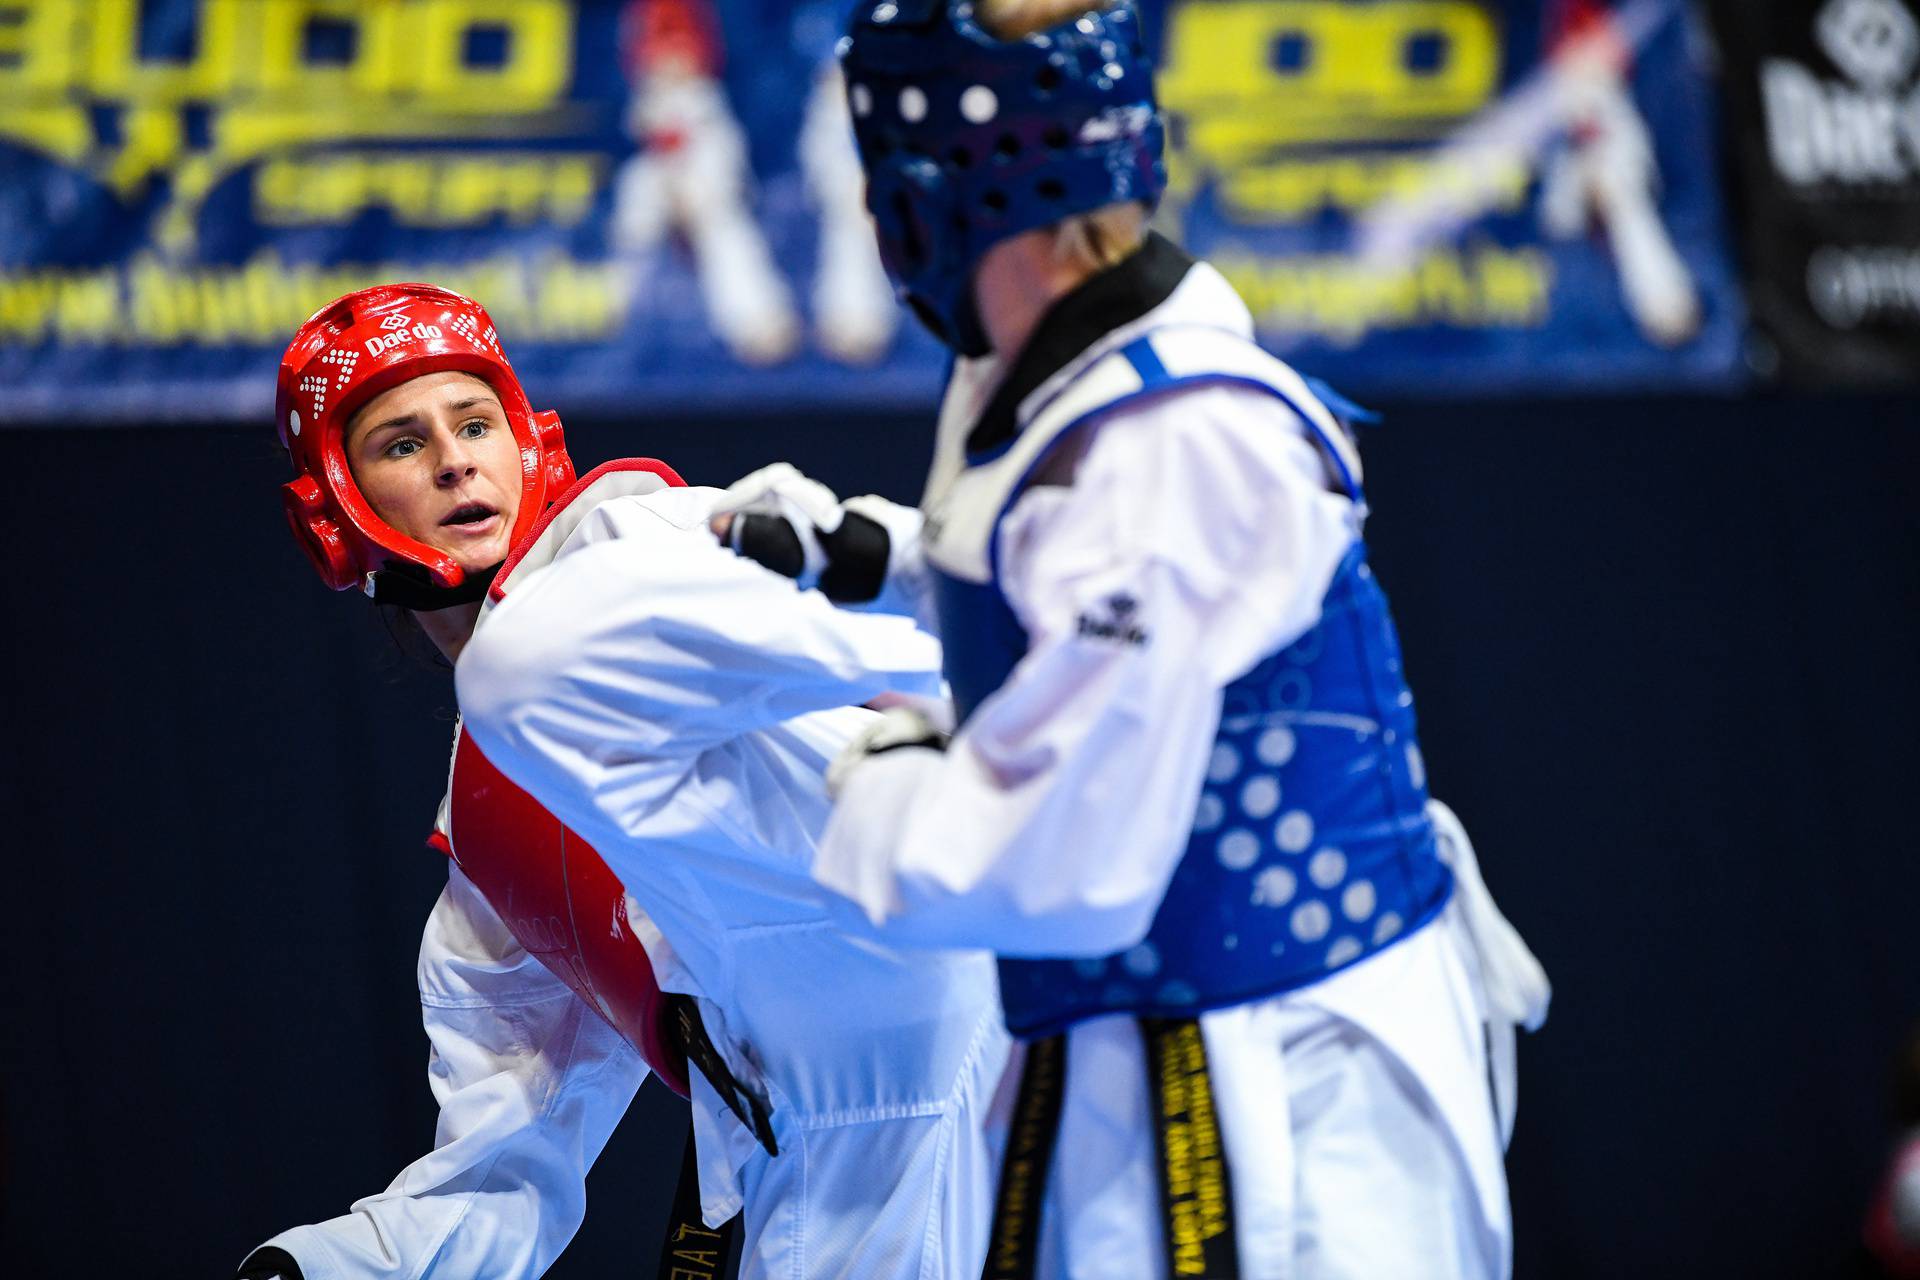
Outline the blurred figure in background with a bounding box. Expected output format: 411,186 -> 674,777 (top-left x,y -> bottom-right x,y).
1539,0 -> 1703,345
1865,1024 -> 1920,1277
799,53 -> 903,362
609,0 -> 802,364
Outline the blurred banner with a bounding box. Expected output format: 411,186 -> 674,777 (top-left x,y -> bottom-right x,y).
1709,0 -> 1920,386
0,0 -> 1746,425
1158,0 -> 1747,395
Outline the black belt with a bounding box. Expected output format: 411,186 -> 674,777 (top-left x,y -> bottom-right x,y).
981,1018 -> 1240,1279
982,1033 -> 1069,1280
656,1128 -> 737,1280
669,994 -> 779,1157
1141,1017 -> 1240,1278
653,995 -> 780,1280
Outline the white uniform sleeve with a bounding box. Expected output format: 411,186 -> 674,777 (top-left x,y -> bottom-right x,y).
455,488 -> 945,827
814,385 -> 1359,956
257,868 -> 647,1280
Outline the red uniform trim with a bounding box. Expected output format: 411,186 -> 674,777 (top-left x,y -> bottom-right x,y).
490,457 -> 688,603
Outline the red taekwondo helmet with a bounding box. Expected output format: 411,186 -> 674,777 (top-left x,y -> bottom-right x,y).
276,283 -> 576,609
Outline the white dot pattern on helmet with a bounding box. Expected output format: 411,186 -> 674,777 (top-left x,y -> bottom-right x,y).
1290,900 -> 1331,943
1239,774 -> 1280,819
288,409 -> 301,437
1256,726 -> 1296,766
899,85 -> 928,123
1276,810 -> 1314,853
1207,742 -> 1241,784
1308,847 -> 1346,888
1216,828 -> 1259,871
482,325 -> 499,350
850,83 -> 873,117
1326,937 -> 1363,968
960,84 -> 998,123
1342,879 -> 1376,921
1122,943 -> 1160,978
299,373 -> 329,419
1251,865 -> 1296,907
1193,791 -> 1224,832
320,346 -> 361,388
1373,912 -> 1403,945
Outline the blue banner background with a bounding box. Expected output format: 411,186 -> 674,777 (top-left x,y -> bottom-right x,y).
0,0 -> 1747,423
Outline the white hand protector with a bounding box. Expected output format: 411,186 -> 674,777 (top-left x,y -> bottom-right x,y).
826,705 -> 947,800
714,463 -> 919,606
715,462 -> 844,587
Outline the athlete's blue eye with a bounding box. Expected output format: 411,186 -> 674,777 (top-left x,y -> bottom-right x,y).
386,437 -> 422,458
459,419 -> 489,438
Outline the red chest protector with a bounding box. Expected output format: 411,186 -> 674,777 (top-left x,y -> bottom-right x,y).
432,458 -> 696,1098
443,732 -> 691,1097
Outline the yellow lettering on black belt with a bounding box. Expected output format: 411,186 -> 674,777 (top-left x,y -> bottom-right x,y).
1143,1018 -> 1239,1279
981,1034 -> 1068,1280
658,1129 -> 738,1280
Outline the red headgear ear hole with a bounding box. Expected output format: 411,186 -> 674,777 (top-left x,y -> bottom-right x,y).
532,410 -> 576,493
282,476 -> 355,590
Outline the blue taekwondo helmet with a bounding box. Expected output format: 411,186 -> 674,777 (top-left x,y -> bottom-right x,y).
840,0 -> 1166,355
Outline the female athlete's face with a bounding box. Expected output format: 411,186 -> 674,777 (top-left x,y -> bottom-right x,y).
346,371 -> 523,574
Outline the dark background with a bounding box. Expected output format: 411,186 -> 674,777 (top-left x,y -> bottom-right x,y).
3,390 -> 1918,1278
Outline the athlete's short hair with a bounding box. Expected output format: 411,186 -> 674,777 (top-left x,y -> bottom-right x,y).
977,0 -> 1118,40
1053,201 -> 1149,273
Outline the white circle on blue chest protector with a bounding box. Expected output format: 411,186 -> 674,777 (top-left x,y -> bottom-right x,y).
1290,900 -> 1331,943
1239,774 -> 1280,819
959,85 -> 998,123
1373,911 -> 1403,945
1216,827 -> 1259,871
1341,879 -> 1376,921
1325,936 -> 1363,968
1251,865 -> 1296,907
850,84 -> 873,117
1207,742 -> 1242,784
1275,810 -> 1314,854
1193,791 -> 1225,832
1255,726 -> 1295,766
1122,942 -> 1161,978
899,86 -> 928,122
1308,847 -> 1346,888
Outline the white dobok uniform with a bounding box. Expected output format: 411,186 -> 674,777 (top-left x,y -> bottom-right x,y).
811,260 -> 1548,1279
257,470 -> 1009,1280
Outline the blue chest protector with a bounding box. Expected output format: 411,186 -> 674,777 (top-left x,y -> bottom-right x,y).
922,328 -> 1452,1039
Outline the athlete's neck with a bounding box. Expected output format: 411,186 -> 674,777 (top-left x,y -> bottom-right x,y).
974,230 -> 1099,364
413,601 -> 483,664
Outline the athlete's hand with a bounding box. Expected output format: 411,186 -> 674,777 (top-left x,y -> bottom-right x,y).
711,463 -> 897,603
827,705 -> 949,799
